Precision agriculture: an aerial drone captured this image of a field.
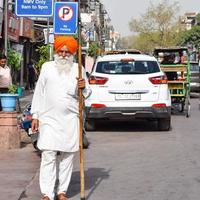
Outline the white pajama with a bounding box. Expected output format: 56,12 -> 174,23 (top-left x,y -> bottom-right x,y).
40,151 -> 74,200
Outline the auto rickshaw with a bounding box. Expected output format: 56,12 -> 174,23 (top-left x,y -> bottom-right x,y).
154,47 -> 191,117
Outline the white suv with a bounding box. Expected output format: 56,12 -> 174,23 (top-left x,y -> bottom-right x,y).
85,52 -> 171,131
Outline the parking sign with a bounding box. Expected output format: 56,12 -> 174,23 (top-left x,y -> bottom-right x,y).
54,2 -> 78,35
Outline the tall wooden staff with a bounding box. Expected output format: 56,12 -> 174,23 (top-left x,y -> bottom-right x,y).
77,0 -> 85,199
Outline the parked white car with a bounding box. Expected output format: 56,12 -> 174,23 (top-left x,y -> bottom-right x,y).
85,52 -> 171,131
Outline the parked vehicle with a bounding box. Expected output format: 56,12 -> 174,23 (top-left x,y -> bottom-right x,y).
18,104 -> 39,150
105,49 -> 142,55
190,61 -> 200,94
85,51 -> 171,131
18,104 -> 89,149
154,47 -> 191,117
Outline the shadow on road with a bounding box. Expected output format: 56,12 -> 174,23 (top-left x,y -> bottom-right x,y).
67,168 -> 110,199
91,120 -> 158,132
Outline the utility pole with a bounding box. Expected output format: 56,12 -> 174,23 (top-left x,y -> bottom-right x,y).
4,0 -> 8,56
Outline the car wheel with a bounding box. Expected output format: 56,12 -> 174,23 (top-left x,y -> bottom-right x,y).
85,120 -> 96,131
83,133 -> 90,149
179,102 -> 184,112
157,118 -> 171,131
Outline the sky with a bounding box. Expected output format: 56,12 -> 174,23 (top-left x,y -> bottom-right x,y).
101,0 -> 200,37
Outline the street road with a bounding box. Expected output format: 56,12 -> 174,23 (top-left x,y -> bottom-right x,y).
71,98 -> 200,200
23,98 -> 200,200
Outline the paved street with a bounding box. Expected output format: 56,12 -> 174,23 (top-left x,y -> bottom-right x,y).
1,97 -> 200,200
0,144 -> 40,200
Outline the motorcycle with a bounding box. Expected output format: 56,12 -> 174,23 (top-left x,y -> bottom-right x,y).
18,104 -> 89,150
18,104 -> 39,150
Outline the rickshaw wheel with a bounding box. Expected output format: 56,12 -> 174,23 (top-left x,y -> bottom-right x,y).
185,90 -> 191,118
179,102 -> 184,112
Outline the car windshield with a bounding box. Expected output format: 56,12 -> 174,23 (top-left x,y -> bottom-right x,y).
96,61 -> 160,74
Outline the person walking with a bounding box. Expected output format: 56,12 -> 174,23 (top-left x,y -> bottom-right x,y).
28,61 -> 37,92
31,36 -> 89,200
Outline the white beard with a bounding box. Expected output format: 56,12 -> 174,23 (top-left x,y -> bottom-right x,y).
54,54 -> 74,75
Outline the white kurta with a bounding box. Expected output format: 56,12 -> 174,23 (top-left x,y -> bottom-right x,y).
0,65 -> 12,88
31,61 -> 88,152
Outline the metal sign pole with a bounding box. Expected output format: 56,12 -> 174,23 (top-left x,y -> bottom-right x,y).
47,17 -> 50,61
47,17 -> 49,45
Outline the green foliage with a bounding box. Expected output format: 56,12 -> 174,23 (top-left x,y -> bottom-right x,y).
8,84 -> 17,94
128,0 -> 183,53
196,13 -> 200,25
87,42 -> 99,57
177,26 -> 200,50
7,49 -> 21,84
7,49 -> 21,71
131,34 -> 158,53
35,45 -> 50,71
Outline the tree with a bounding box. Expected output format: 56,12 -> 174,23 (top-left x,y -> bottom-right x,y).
35,45 -> 50,71
196,13 -> 200,25
7,49 -> 21,71
87,42 -> 99,58
129,0 -> 183,53
7,49 -> 21,84
131,33 -> 159,53
178,26 -> 200,50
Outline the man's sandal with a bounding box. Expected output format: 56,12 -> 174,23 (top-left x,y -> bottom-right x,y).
41,196 -> 50,200
57,193 -> 69,200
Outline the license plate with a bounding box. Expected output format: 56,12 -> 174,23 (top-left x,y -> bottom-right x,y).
115,93 -> 141,100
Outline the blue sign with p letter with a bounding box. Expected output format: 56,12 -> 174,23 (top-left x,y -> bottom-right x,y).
54,2 -> 78,35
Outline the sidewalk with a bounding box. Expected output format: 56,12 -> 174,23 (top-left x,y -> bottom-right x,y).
0,91 -> 82,200
19,89 -> 34,111
0,90 -> 41,200
0,143 -> 40,200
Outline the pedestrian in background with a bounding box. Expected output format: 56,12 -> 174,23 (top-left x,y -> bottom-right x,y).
28,61 -> 37,92
0,54 -> 12,110
0,54 -> 12,93
31,36 -> 90,200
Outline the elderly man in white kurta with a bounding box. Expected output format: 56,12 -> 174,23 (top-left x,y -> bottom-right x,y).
31,36 -> 87,200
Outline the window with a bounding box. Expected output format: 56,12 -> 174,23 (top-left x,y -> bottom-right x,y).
190,63 -> 199,71
96,61 -> 160,74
